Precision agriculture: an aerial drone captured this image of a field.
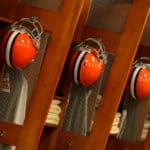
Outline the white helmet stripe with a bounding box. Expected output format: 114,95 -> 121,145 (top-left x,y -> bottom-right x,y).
73,51 -> 87,85
5,30 -> 20,68
130,67 -> 141,99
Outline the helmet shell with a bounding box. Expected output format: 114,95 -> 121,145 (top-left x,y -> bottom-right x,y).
1,17 -> 43,69
130,66 -> 150,99
3,30 -> 37,68
135,68 -> 150,99
69,48 -> 105,86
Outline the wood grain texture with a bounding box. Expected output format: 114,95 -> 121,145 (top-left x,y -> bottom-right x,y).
0,0 -> 17,22
106,136 -> 143,150
20,0 -> 61,11
16,3 -> 59,32
73,0 -> 92,43
0,0 -> 150,150
0,1 -> 59,32
143,129 -> 150,150
0,121 -> 21,145
82,26 -> 121,53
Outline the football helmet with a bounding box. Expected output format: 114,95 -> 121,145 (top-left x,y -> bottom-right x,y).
69,38 -> 107,86
1,16 -> 43,69
129,57 -> 150,99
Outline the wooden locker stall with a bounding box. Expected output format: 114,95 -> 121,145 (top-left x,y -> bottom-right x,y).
55,0 -> 150,150
0,0 -> 86,150
0,0 -> 150,150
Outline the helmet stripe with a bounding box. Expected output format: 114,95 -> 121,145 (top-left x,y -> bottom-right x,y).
5,30 -> 20,68
73,51 -> 87,85
134,68 -> 142,99
77,52 -> 87,85
71,51 -> 81,83
3,32 -> 12,64
130,67 -> 142,99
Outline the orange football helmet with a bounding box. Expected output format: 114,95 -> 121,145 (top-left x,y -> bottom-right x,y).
1,17 -> 43,69
69,38 -> 107,86
129,57 -> 150,99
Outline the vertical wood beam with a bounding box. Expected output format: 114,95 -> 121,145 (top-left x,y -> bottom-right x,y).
86,0 -> 150,149
73,0 -> 92,42
15,0 -> 86,149
85,0 -> 150,149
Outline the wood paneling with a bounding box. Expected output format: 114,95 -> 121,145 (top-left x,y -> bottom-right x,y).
0,121 -> 21,145
73,0 -> 92,43
20,0 -> 61,11
16,3 -> 59,32
106,137 -> 143,150
82,26 -> 121,53
143,130 -> 150,150
0,0 -> 150,150
0,0 -> 17,22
